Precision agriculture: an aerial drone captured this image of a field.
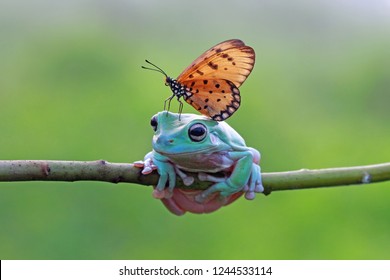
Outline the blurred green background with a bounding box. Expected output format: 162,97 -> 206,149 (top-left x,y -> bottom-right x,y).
1,0 -> 390,259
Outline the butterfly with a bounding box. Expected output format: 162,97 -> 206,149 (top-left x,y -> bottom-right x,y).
142,39 -> 255,121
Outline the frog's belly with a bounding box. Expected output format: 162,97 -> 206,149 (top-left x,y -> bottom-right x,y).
169,152 -> 234,173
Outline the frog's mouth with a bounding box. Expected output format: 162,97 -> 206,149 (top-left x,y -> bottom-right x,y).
155,146 -> 219,157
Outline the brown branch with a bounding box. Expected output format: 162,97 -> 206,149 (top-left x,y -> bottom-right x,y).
1,160 -> 390,194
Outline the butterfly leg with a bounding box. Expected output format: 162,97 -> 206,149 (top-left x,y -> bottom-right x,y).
177,97 -> 183,120
164,94 -> 175,112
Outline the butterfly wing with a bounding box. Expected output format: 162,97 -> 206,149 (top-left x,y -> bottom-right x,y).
176,39 -> 254,120
177,39 -> 255,88
181,79 -> 241,121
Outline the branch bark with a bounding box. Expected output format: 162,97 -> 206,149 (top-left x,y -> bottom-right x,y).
1,160 -> 390,194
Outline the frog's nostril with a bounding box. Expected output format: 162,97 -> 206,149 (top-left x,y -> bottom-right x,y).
156,136 -> 174,145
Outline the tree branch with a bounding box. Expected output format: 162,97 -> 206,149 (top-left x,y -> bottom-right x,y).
1,160 -> 390,194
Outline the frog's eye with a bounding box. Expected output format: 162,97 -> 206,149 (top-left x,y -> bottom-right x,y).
188,123 -> 207,142
150,116 -> 158,132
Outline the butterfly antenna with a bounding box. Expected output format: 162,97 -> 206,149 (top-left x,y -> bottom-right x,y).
141,60 -> 168,77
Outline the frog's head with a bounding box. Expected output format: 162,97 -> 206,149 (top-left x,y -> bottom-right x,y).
150,111 -> 238,156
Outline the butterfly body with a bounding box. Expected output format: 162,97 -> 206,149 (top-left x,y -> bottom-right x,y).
163,77 -> 189,114
143,39 -> 255,121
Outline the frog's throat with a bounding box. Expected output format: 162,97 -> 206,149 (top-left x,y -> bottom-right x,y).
154,146 -> 220,157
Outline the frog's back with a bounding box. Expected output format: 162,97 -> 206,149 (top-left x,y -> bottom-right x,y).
215,121 -> 247,151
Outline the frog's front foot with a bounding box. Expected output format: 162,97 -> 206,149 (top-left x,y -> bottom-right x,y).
133,152 -> 158,175
152,167 -> 194,199
133,153 -> 177,199
242,164 -> 264,200
133,157 -> 157,175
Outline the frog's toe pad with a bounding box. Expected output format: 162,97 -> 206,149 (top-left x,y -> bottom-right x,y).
198,173 -> 208,181
256,184 -> 264,193
141,166 -> 154,175
245,191 -> 256,200
182,176 -> 194,186
134,161 -> 155,175
133,161 -> 144,168
243,182 -> 264,200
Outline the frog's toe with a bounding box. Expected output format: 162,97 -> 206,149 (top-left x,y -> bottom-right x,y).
194,192 -> 208,203
255,182 -> 264,193
153,189 -> 165,199
141,166 -> 154,175
243,180 -> 264,200
182,176 -> 194,186
133,161 -> 144,168
135,158 -> 157,175
198,172 -> 208,181
153,188 -> 173,199
198,172 -> 226,183
133,160 -> 153,174
173,167 -> 194,186
243,180 -> 256,200
244,191 -> 256,200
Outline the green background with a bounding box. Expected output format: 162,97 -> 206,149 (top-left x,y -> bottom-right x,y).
1,0 -> 390,259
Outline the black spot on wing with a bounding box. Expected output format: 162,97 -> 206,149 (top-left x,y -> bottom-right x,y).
210,80 -> 241,121
207,61 -> 218,70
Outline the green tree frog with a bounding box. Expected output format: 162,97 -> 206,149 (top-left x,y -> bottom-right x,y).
134,111 -> 263,215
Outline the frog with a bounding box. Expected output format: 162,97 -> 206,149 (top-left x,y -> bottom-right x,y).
134,111 -> 263,215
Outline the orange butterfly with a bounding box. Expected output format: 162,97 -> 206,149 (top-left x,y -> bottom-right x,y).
142,39 -> 255,121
